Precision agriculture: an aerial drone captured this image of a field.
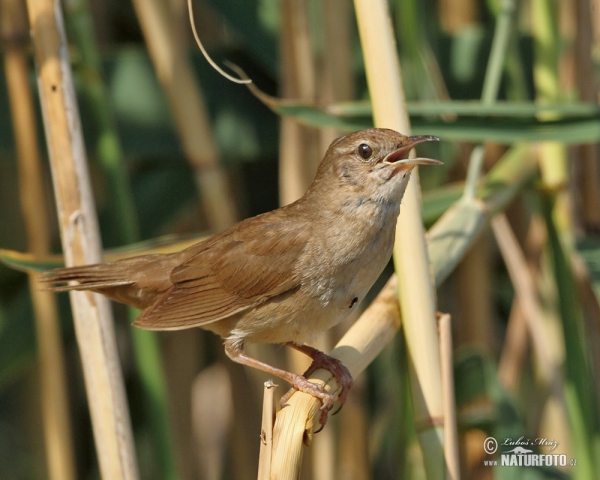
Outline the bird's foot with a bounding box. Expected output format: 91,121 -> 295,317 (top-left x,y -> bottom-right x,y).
302,350 -> 353,413
279,375 -> 336,431
280,347 -> 353,431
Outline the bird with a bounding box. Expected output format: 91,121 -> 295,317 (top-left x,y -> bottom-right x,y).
43,128 -> 441,427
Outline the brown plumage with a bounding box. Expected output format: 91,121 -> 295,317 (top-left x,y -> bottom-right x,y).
43,128 -> 440,427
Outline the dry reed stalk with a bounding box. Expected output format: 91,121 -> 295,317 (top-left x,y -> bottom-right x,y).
24,0 -> 138,478
2,1 -> 75,478
353,0 -> 445,478
455,235 -> 494,351
131,0 -> 237,231
438,314 -> 459,480
258,380 -> 277,480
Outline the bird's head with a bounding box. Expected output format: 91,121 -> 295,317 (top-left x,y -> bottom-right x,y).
309,128 -> 441,205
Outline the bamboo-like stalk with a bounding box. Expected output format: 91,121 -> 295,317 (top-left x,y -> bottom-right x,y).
258,380 -> 277,480
438,314 -> 459,480
354,1 -> 445,478
131,0 -> 237,231
24,0 -> 138,478
2,1 -> 76,478
455,234 -> 494,351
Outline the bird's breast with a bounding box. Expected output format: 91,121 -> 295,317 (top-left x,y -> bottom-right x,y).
300,199 -> 399,309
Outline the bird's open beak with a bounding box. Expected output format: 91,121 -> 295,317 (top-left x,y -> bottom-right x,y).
383,135 -> 442,169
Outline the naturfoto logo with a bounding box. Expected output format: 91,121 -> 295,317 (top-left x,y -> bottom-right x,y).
483,436 -> 577,468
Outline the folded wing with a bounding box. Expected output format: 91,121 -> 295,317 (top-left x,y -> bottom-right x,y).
134,211 -> 310,330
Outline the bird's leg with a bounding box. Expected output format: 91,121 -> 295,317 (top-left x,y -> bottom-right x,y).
282,343 -> 353,421
224,339 -> 336,424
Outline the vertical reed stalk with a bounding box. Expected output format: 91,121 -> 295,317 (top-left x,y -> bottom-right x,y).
257,381 -> 277,480
438,314 -> 459,480
2,0 -> 75,478
24,0 -> 138,478
353,1 -> 445,478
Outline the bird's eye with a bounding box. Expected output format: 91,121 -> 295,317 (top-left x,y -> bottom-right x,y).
357,143 -> 373,160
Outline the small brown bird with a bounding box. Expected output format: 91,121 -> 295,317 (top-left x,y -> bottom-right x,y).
44,128 -> 440,427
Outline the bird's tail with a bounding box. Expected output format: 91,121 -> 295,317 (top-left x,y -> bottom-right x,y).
41,262 -> 135,292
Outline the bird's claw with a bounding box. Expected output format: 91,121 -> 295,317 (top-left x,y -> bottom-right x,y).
280,376 -> 335,430
279,352 -> 353,432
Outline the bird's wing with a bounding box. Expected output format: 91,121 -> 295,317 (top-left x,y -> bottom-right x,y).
134,210 -> 310,330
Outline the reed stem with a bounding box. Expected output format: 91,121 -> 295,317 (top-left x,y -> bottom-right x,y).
24,0 -> 138,477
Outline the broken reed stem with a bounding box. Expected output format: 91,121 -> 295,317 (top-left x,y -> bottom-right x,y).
132,0 -> 237,231
258,380 -> 277,480
353,0 -> 445,478
24,0 -> 138,478
2,0 -> 75,478
438,314 -> 459,480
